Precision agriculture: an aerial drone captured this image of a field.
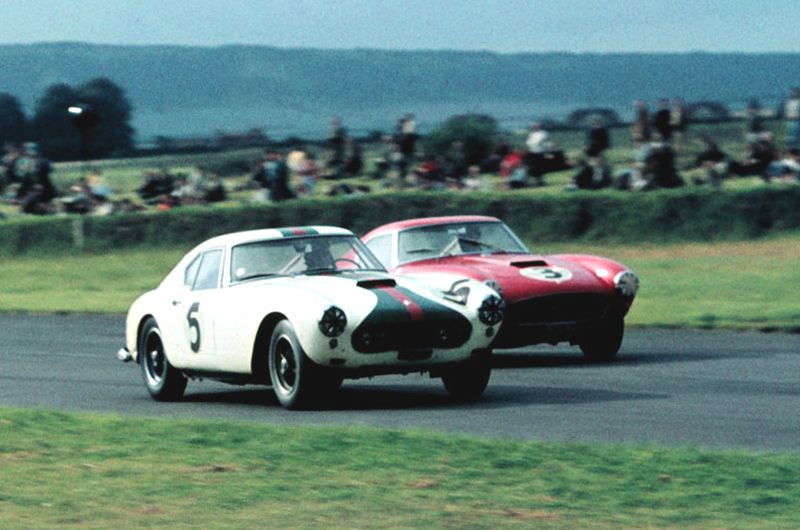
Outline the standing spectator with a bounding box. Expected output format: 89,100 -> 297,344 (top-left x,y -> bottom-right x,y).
17,142 -> 56,214
525,122 -> 549,186
745,99 -> 765,143
585,117 -> 610,157
296,152 -> 320,196
265,149 -> 296,201
669,97 -> 687,150
652,99 -> 672,142
399,113 -> 418,162
344,136 -> 363,177
444,141 -> 468,182
1,143 -> 21,192
631,100 -> 650,144
326,116 -> 346,178
783,88 -> 800,149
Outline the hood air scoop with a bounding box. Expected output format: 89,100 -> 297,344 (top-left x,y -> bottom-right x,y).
357,278 -> 397,289
511,259 -> 548,268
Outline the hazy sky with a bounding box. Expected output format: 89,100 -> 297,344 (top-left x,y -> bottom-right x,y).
1,0 -> 798,53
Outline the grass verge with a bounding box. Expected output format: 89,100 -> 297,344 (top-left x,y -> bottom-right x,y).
1,408 -> 798,529
1,233 -> 799,332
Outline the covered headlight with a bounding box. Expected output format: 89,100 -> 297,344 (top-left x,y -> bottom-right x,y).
478,294 -> 505,326
319,306 -> 347,337
483,278 -> 503,297
614,271 -> 639,297
443,279 -> 471,305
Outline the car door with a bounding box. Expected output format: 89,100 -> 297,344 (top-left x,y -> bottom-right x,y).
167,247 -> 224,368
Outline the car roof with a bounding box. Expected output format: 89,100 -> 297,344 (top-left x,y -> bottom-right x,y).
197,226 -> 354,250
365,215 -> 501,236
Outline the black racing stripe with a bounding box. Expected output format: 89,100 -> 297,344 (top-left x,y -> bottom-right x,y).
351,287 -> 473,353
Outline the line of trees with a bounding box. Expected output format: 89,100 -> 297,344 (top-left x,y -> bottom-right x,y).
0,78 -> 134,161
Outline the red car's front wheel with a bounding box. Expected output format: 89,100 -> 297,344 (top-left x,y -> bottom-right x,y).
579,316 -> 624,361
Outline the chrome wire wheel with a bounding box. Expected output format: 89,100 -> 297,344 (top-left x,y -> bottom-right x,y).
143,328 -> 166,388
272,335 -> 298,395
138,318 -> 187,401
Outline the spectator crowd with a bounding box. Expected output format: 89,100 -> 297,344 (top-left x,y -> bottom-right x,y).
2,90 -> 800,219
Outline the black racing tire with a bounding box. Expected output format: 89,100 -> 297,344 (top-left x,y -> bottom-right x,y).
268,320 -> 339,410
579,315 -> 625,361
139,318 -> 187,401
441,349 -> 492,402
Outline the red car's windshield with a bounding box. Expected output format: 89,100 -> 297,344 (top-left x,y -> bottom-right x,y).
397,222 -> 529,264
231,235 -> 386,281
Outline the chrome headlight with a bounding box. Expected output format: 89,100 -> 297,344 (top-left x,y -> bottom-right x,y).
478,294 -> 505,326
614,271 -> 639,297
483,278 -> 503,297
443,279 -> 471,305
319,306 -> 347,337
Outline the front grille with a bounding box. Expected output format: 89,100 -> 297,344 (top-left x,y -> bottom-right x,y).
352,320 -> 471,354
507,293 -> 609,325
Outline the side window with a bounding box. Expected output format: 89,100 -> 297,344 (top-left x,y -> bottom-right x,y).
184,254 -> 201,288
192,249 -> 223,291
366,235 -> 392,267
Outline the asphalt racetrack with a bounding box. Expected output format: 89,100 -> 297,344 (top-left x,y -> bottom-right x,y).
2,314 -> 798,451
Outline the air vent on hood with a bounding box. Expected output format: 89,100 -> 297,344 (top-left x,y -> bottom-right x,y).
357,278 -> 397,289
511,259 -> 548,268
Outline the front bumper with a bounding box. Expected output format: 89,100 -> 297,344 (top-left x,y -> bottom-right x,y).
117,347 -> 133,363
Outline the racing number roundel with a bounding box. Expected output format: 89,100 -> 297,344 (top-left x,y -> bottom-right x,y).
519,266 -> 572,283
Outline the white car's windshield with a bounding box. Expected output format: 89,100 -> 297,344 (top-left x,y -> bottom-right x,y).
231,235 -> 386,281
398,221 -> 529,263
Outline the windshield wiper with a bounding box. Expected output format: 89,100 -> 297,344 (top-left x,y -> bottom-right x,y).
457,237 -> 503,252
236,272 -> 281,282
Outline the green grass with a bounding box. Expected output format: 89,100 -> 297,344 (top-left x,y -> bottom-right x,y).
1,408 -> 798,529
2,234 -> 798,332
543,234 -> 800,332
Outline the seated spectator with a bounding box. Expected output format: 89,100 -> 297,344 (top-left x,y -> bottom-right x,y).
727,132 -> 776,182
640,133 -> 684,190
569,156 -> 612,190
689,135 -> 728,188
482,141 -> 510,174
138,170 -> 175,202
508,166 -> 528,189
498,148 -> 524,177
765,148 -> 800,182
462,165 -> 487,191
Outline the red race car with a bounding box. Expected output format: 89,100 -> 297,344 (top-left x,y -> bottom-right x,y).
362,216 -> 639,360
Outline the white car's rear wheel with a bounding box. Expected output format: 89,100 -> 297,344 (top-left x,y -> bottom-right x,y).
139,318 -> 187,401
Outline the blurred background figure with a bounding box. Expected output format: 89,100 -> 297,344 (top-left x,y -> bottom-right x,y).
783,87 -> 800,149
631,100 -> 650,144
652,98 -> 672,142
585,117 -> 610,157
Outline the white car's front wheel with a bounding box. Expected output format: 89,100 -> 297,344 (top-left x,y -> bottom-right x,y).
268,320 -> 339,410
139,318 -> 187,401
441,349 -> 492,402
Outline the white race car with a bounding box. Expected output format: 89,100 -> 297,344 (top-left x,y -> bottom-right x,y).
118,226 -> 504,409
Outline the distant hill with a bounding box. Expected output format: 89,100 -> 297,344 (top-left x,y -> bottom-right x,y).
1,43 -> 798,141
